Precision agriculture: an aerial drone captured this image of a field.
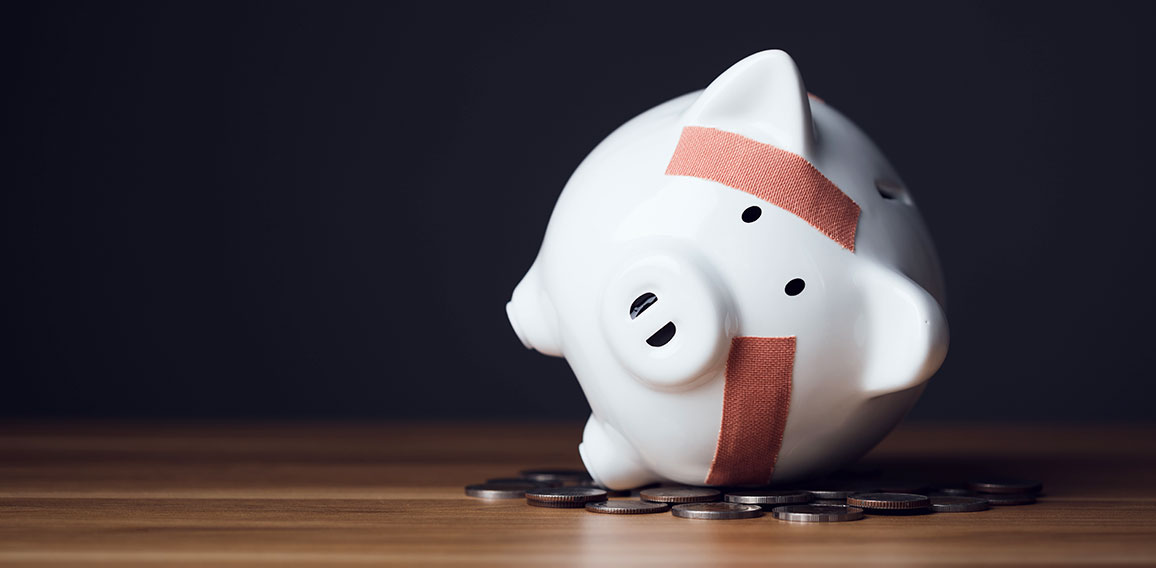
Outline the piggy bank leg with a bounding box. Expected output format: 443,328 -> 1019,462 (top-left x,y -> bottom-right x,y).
579,415 -> 659,490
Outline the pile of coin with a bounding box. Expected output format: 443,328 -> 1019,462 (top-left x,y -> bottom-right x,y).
464,468 -> 1044,523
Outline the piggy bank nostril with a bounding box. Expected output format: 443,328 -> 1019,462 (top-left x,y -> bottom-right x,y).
630,292 -> 658,319
646,322 -> 677,347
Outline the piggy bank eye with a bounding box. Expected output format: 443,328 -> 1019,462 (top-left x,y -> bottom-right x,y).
784,278 -> 805,296
742,206 -> 762,223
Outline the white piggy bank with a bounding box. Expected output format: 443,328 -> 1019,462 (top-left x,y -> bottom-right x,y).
506,50 -> 948,490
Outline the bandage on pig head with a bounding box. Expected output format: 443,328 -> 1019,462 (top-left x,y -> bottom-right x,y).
669,51 -> 858,485
705,336 -> 795,485
673,50 -> 860,252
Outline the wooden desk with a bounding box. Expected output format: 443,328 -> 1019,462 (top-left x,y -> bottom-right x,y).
1,422 -> 1153,566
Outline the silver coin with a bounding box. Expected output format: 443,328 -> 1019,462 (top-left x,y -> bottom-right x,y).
930,496 -> 990,512
525,486 -> 607,508
671,502 -> 763,520
967,479 -> 1043,495
520,468 -> 592,483
725,490 -> 813,505
772,504 -> 865,522
486,477 -> 558,487
465,482 -> 539,499
640,487 -> 721,504
812,498 -> 848,506
982,492 -> 1037,506
847,492 -> 931,511
585,500 -> 670,514
803,483 -> 874,500
933,486 -> 975,496
570,481 -> 631,497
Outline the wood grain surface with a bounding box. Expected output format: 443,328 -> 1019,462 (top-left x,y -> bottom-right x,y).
1,421 -> 1154,566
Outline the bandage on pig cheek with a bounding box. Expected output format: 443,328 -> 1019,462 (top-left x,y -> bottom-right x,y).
704,336 -> 795,486
665,126 -> 861,252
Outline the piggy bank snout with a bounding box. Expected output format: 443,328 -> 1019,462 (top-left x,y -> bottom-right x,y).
601,249 -> 734,391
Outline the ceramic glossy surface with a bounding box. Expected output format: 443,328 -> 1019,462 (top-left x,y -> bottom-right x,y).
507,50 -> 948,489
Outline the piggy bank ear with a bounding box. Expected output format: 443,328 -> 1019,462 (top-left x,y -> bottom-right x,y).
682,49 -> 815,157
858,264 -> 949,396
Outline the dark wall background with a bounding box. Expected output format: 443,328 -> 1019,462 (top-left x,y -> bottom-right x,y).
3,1 -> 1154,421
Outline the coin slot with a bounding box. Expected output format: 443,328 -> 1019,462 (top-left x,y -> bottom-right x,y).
630,292 -> 658,319
646,321 -> 676,347
875,178 -> 908,202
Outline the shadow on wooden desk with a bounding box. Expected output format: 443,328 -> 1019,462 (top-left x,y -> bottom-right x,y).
0,421 -> 1153,566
